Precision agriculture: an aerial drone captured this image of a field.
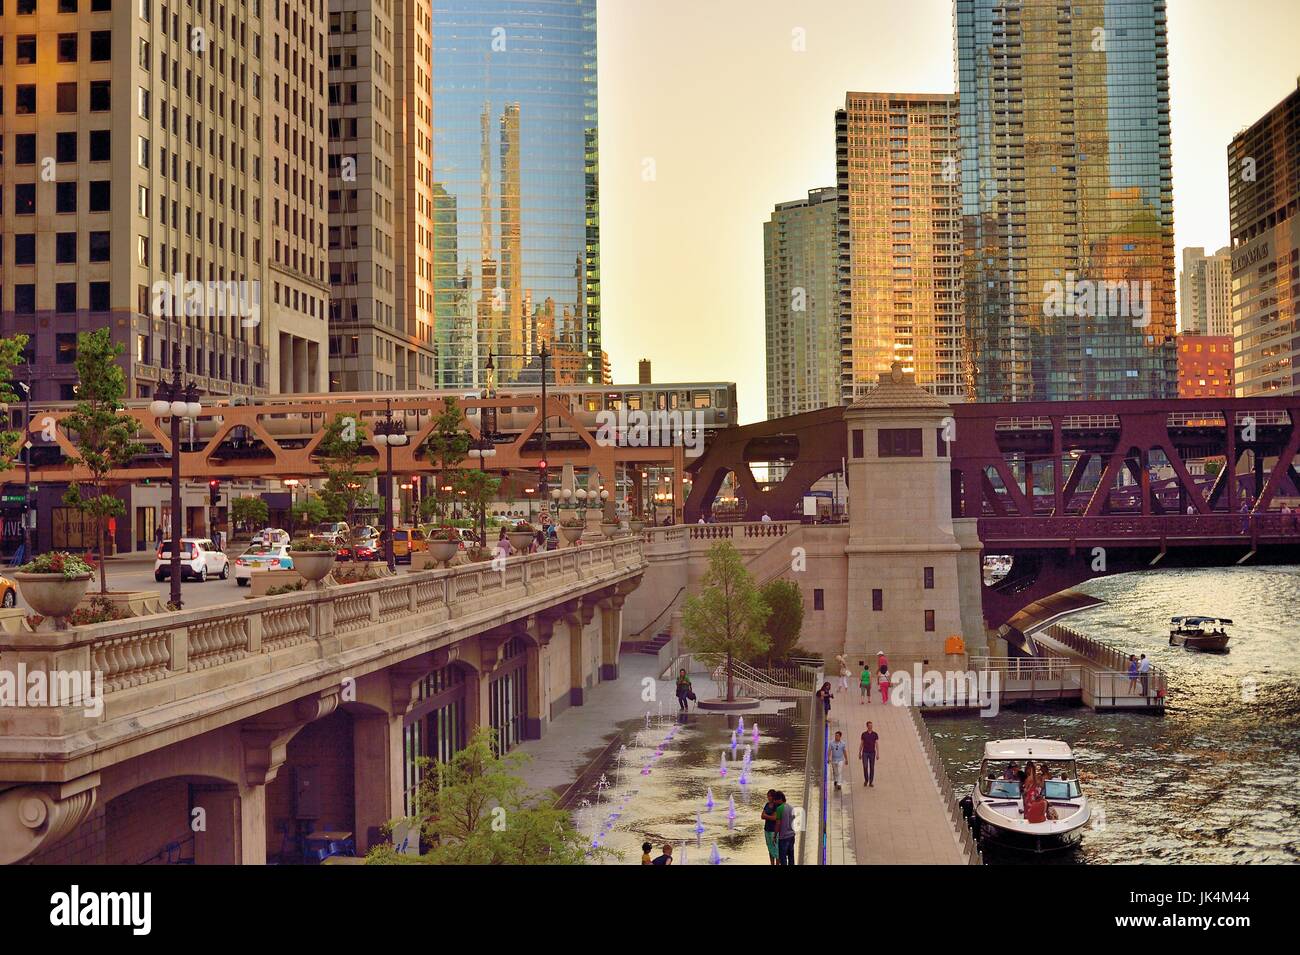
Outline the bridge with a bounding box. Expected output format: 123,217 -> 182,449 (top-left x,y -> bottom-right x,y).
0,537 -> 643,865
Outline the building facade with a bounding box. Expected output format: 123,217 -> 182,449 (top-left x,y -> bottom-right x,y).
836,93 -> 963,404
1176,334 -> 1233,398
764,187 -> 840,418
1179,246 -> 1232,336
1228,80 -> 1299,398
430,0 -> 600,388
956,0 -> 1177,401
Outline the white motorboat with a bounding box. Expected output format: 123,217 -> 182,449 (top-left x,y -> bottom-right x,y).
963,738 -> 1090,853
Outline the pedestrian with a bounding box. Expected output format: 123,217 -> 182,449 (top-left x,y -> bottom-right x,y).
1138,653 -> 1151,697
1239,498 -> 1251,534
859,721 -> 880,787
641,841 -> 654,865
828,730 -> 847,790
496,526 -> 511,559
675,669 -> 693,712
859,660 -> 871,702
774,791 -> 797,865
651,843 -> 674,865
760,790 -> 780,865
878,666 -> 891,704
1186,503 -> 1196,516
816,681 -> 833,718
837,654 -> 850,692
154,524 -> 164,551
760,511 -> 772,523
1127,654 -> 1139,694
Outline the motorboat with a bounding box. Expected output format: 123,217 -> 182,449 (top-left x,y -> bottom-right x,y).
1169,616 -> 1232,652
961,738 -> 1090,853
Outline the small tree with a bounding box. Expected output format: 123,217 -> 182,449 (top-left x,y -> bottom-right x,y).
681,541 -> 771,701
289,496 -> 328,536
758,579 -> 805,667
61,330 -> 145,593
367,726 -> 604,865
0,334 -> 29,471
230,496 -> 269,537
422,398 -> 470,525
314,414 -> 376,559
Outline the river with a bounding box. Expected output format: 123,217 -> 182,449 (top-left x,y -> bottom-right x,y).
927,565 -> 1300,864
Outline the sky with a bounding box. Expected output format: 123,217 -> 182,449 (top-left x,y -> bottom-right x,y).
596,0 -> 1300,424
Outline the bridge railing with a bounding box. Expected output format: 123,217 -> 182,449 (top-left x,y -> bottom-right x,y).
978,512 -> 1296,541
905,704 -> 982,865
642,520 -> 795,545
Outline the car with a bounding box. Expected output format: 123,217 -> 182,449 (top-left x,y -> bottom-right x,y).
309,522 -> 350,546
389,527 -> 428,563
154,538 -> 230,582
0,575 -> 16,608
233,543 -> 295,586
252,527 -> 290,547
336,537 -> 378,561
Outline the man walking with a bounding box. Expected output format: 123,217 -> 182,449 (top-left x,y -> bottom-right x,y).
859,661 -> 871,701
828,730 -> 847,790
859,721 -> 880,787
775,791 -> 797,865
1138,654 -> 1151,698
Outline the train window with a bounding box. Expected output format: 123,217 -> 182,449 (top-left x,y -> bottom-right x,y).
692,391 -> 711,409
606,395 -> 623,411
585,395 -> 600,413
715,389 -> 728,409
669,392 -> 679,410
656,392 -> 668,411
627,392 -> 642,411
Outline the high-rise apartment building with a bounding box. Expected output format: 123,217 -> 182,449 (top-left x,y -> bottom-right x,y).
1228,79 -> 1300,397
764,187 -> 840,418
326,0 -> 435,392
430,0 -> 600,388
836,93 -> 963,403
1177,334 -> 1233,398
956,0 -> 1176,401
1179,246 -> 1232,336
1,0 -> 329,402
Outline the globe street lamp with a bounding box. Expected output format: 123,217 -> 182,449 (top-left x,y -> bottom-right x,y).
372,400 -> 409,571
149,377 -> 202,609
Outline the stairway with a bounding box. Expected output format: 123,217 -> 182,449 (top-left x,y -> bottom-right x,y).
636,631 -> 673,656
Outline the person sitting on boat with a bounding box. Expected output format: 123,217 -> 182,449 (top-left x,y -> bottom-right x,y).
1001,761 -> 1021,781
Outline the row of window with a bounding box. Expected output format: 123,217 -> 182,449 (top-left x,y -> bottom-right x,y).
0,31 -> 112,65
849,427 -> 950,458
6,130 -> 111,165
3,182 -> 112,216
4,230 -> 113,264
4,281 -> 112,314
1,0 -> 114,13
2,80 -> 112,115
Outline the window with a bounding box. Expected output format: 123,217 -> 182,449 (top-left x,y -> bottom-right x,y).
852,428 -> 864,458
58,33 -> 78,61
89,180 -> 110,212
57,131 -> 78,163
16,85 -> 37,113
89,31 -> 111,61
871,589 -> 883,612
14,183 -> 36,215
14,234 -> 36,265
56,181 -> 77,212
89,231 -> 111,261
55,283 -> 77,313
924,610 -> 935,632
89,80 -> 111,111
57,82 -> 78,112
15,133 -> 37,164
813,588 -> 824,611
88,281 -> 110,311
936,428 -> 949,457
57,333 -> 79,364
56,232 -> 77,262
92,0 -> 109,9
16,35 -> 37,64
878,428 -> 923,457
89,129 -> 110,161
15,286 -> 37,315
138,136 -> 149,167
60,0 -> 78,10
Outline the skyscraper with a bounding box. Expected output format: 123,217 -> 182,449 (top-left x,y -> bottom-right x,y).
1,0 -> 329,402
432,0 -> 600,387
956,0 -> 1177,401
836,93 -> 964,403
764,187 -> 840,418
1179,247 -> 1233,336
1228,79 -> 1300,397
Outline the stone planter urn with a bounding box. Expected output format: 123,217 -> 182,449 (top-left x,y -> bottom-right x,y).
601,521 -> 622,539
629,519 -> 646,535
507,531 -> 535,553
289,550 -> 336,584
426,539 -> 460,565
15,572 -> 93,621
560,525 -> 583,545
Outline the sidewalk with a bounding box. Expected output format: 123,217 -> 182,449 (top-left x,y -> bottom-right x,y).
830,689 -> 967,864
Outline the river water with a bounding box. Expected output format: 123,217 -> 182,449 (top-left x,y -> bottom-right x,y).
927,566 -> 1300,864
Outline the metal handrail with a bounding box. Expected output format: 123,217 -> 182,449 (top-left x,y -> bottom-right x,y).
905,704 -> 982,865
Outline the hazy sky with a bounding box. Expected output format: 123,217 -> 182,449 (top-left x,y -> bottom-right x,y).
596,0 -> 1300,423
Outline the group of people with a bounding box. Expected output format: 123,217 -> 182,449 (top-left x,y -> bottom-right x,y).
1125,653 -> 1151,696
999,760 -> 1058,823
760,790 -> 798,865
492,524 -> 558,557
829,653 -> 892,704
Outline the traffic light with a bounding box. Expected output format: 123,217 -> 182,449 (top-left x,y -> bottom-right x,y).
537,459 -> 548,483
209,479 -> 220,507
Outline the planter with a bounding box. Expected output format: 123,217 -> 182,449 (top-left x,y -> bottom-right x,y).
289,550 -> 336,583
559,525 -> 583,544
249,569 -> 306,597
74,590 -> 165,619
601,522 -> 622,539
426,540 -> 460,565
629,520 -> 646,534
14,572 -> 93,620
507,531 -> 535,553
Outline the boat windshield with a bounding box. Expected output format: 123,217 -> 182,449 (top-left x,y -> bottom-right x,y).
980,758 -> 1081,798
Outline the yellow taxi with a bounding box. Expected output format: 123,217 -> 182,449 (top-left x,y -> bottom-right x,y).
390,527 -> 428,564
0,575 -> 17,609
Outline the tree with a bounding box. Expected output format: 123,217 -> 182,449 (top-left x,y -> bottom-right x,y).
313,414 -> 376,559
230,496 -> 269,536
61,330 -> 145,593
681,541 -> 771,701
0,334 -> 29,471
422,398 -> 470,525
289,496 -> 328,535
758,579 -> 805,667
367,726 -> 602,865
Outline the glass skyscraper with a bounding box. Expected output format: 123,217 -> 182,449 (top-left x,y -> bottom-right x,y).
956,0 -> 1176,401
432,0 -> 601,387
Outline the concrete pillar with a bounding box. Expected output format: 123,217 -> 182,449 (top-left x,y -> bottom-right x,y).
279,333 -> 292,393
352,711 -> 402,852
193,783 -> 266,865
524,641 -> 546,740
294,337 -> 309,393
599,595 -> 625,680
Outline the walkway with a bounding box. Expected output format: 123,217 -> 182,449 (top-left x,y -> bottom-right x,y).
828,689 -> 968,865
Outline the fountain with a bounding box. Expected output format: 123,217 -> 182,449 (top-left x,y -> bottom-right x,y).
708,844 -> 723,865
727,796 -> 737,827
739,768 -> 749,786
720,751 -> 728,776
694,813 -> 706,836
705,788 -> 715,810
738,716 -> 745,735
752,724 -> 760,745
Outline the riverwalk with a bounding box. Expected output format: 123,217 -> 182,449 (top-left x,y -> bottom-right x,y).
827,690 -> 971,864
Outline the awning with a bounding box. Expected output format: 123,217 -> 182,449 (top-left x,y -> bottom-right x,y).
1002,590 -> 1106,656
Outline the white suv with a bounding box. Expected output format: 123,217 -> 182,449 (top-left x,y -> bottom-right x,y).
154,538 -> 230,582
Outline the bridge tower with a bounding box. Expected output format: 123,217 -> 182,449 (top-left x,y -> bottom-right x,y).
843,363 -> 985,666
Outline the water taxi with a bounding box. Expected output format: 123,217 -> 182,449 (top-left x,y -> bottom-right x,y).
1168,616 -> 1232,652
962,739 -> 1090,853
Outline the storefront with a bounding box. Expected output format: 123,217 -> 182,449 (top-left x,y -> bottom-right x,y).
488,637 -> 528,755
401,665 -> 469,815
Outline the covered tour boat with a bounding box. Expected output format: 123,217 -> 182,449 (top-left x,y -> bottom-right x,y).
1168,616 -> 1232,652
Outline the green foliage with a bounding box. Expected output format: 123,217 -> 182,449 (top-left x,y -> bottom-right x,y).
19,551 -> 95,578
69,596 -> 131,626
757,579 -> 805,666
60,329 -> 145,593
422,398 -> 471,524
681,541 -> 771,701
290,496 -> 329,531
288,537 -> 334,552
367,726 -> 608,865
313,414 -> 376,556
230,496 -> 269,532
0,334 -> 29,470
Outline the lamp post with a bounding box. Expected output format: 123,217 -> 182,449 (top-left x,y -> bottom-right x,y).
468,353 -> 499,547
149,370 -> 202,610
283,478 -> 299,535
373,399 -> 409,572
16,374 -> 33,562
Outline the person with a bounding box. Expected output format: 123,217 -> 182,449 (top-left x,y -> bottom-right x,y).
760,790 -> 780,865
858,721 -> 880,787
859,661 -> 871,702
545,525 -> 559,551
828,730 -> 848,790
1186,503 -> 1196,516
878,666 -> 891,704
1127,654 -> 1139,694
697,517 -> 705,524
1239,498 -> 1251,534
837,655 -> 850,692
496,527 -> 511,559
816,682 -> 833,718
1001,760 -> 1021,781
651,843 -> 673,865
774,791 -> 796,866
1138,653 -> 1151,697
641,841 -> 654,865
531,530 -> 544,553
675,669 -> 693,711
760,511 -> 772,523
154,524 -> 164,550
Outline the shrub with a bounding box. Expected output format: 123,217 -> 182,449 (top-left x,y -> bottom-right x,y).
19,551 -> 96,578
265,582 -> 306,596
68,596 -> 131,626
512,521 -> 536,533
289,538 -> 335,552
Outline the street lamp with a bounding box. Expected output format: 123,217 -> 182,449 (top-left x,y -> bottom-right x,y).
16,375 -> 34,562
373,399 -> 409,571
149,375 -> 202,610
